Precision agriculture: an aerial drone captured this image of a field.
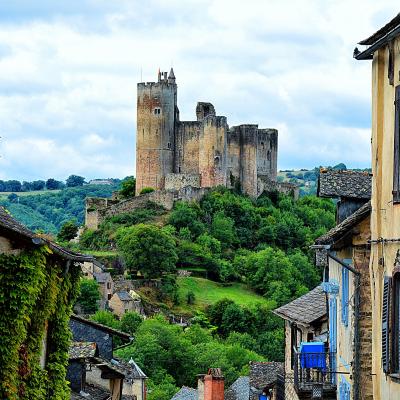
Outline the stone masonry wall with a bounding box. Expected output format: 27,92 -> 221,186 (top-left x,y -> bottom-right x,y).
165,173 -> 201,190
353,246 -> 373,400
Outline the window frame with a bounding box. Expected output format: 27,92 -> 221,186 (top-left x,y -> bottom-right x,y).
392,85 -> 400,203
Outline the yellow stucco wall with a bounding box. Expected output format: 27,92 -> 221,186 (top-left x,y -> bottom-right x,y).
370,37 -> 400,399
328,254 -> 355,398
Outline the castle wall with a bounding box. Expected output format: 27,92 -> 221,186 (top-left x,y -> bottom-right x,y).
226,128 -> 241,188
175,121 -> 201,174
199,116 -> 228,188
257,128 -> 278,180
238,125 -> 258,196
165,173 -> 200,190
136,80 -> 177,194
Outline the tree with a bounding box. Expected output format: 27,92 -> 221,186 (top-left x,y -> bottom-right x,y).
91,310 -> 121,329
168,202 -> 205,239
46,178 -> 63,190
211,212 -> 236,249
140,187 -> 155,194
57,220 -> 79,242
77,278 -> 100,314
31,180 -> 45,190
119,176 -> 136,198
116,224 -> 178,278
7,193 -> 18,203
66,175 -> 85,187
120,312 -> 143,335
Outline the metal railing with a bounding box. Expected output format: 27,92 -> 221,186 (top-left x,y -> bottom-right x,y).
293,347 -> 337,392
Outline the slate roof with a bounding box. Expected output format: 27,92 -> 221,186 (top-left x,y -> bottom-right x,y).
112,357 -> 147,379
273,286 -> 327,326
70,314 -> 132,341
0,206 -> 93,262
315,200 -> 371,245
359,13 -> 400,46
249,361 -> 284,389
225,376 -> 250,400
171,386 -> 198,400
94,272 -> 112,284
317,169 -> 371,200
69,342 -> 98,359
116,291 -> 134,302
70,384 -> 110,400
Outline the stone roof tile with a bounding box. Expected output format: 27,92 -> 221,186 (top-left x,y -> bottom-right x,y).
171,386 -> 198,400
225,376 -> 250,400
69,341 -> 98,359
0,206 -> 93,262
273,286 -> 326,326
249,362 -> 284,389
315,201 -> 371,245
317,169 -> 371,199
359,13 -> 400,45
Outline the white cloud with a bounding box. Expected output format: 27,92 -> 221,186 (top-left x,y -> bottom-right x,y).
0,0 -> 397,180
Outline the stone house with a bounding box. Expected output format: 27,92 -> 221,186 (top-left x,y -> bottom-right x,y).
354,12 -> 400,399
314,201 -> 372,400
94,271 -> 114,307
0,206 -> 94,399
109,291 -> 138,318
68,314 -> 146,400
274,286 -> 331,399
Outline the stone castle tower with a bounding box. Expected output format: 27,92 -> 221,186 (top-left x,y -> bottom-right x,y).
136,69 -> 278,197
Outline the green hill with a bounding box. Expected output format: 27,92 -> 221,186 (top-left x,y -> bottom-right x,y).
0,184 -> 119,233
175,276 -> 274,314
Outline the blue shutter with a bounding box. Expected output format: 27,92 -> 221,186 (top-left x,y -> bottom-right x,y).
382,276 -> 392,373
329,297 -> 337,385
342,267 -> 349,327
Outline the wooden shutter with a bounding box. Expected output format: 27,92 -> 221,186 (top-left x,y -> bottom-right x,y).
342,268 -> 349,327
329,297 -> 337,384
393,86 -> 400,202
382,276 -> 392,373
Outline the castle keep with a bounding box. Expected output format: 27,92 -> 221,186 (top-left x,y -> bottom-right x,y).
136,69 -> 278,197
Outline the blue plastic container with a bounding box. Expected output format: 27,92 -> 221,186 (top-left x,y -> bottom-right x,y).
299,342 -> 326,370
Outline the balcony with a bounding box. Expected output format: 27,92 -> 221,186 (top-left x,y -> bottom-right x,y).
293,348 -> 337,399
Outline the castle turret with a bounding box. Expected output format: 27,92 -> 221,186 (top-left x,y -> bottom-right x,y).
136,71 -> 177,195
168,68 -> 176,84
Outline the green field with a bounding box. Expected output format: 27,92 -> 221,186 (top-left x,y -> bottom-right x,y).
175,277 -> 273,313
0,190 -> 61,199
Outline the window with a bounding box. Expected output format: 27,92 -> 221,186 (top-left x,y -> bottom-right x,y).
154,108 -> 161,115
389,43 -> 394,86
393,86 -> 400,202
107,282 -> 111,289
341,267 -> 349,327
392,272 -> 400,373
108,293 -> 112,300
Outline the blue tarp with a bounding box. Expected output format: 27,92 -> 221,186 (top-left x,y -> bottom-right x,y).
299,342 -> 326,370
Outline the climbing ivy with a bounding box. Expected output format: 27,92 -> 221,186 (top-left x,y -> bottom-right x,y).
0,247 -> 81,399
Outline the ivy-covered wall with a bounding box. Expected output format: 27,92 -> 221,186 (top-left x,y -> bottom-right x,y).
0,246 -> 80,400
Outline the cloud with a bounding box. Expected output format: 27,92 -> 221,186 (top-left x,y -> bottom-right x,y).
0,0 -> 397,180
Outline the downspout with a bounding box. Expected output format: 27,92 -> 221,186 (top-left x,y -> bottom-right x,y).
328,251 -> 361,400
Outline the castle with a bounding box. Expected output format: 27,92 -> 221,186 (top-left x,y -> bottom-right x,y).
136,69 -> 278,197
85,69 -> 296,229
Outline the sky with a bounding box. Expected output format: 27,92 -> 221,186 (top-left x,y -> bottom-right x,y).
0,1 -> 398,181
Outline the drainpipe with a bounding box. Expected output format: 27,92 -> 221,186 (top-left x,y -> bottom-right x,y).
327,251 -> 361,400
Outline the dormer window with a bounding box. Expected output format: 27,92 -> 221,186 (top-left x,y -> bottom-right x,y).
154,108 -> 161,115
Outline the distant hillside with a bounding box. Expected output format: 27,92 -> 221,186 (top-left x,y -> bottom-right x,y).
0,184 -> 119,234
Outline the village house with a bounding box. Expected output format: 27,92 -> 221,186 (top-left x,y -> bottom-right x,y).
109,290 -> 142,318
0,207 -> 94,399
354,12 -> 400,399
94,271 -> 114,306
274,286 -> 332,399
313,200 -> 372,400
68,314 -> 147,400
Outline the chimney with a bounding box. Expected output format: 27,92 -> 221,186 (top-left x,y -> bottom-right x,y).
203,369 -> 224,400
197,374 -> 205,400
